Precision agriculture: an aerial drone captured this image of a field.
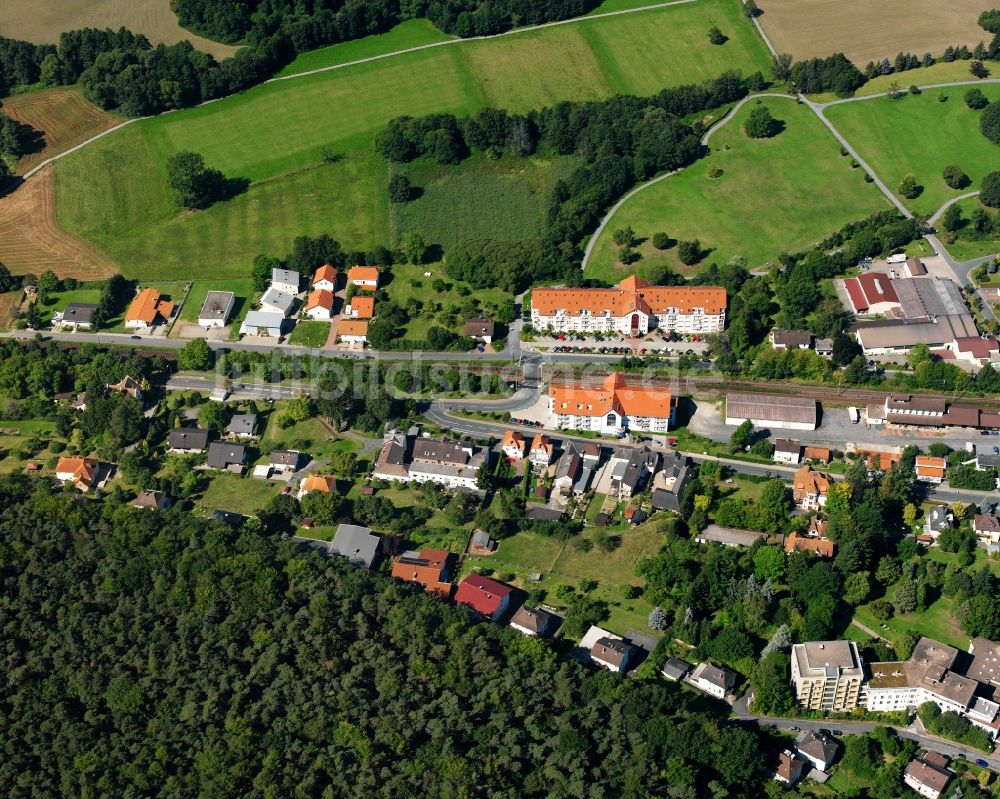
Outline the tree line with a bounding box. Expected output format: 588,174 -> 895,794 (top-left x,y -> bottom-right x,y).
376,71 -> 758,292
0,475 -> 772,798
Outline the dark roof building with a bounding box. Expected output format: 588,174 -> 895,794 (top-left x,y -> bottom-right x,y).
329,524 -> 381,569
228,413 -> 258,438
168,427 -> 211,452
464,318 -> 495,339
590,637 -> 639,672
770,329 -> 812,350
62,303 -> 98,325
133,489 -> 170,510
269,450 -> 302,468
509,605 -> 560,637
661,658 -> 691,681
207,442 -> 247,470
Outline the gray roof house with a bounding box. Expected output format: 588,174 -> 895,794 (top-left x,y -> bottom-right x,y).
925,506 -> 955,537
651,452 -> 693,513
269,450 -> 301,469
228,413 -> 259,438
509,605 -> 561,637
271,267 -> 301,294
207,442 -> 247,471
329,524 -> 381,569
259,287 -> 296,317
168,427 -> 211,453
239,310 -> 286,338
198,291 -> 236,326
62,303 -> 98,327
611,447 -> 659,499
795,730 -> 841,772
661,658 -> 691,682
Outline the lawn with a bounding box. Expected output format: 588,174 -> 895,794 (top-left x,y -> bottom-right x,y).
824,86 -> 1000,216
941,196 -> 1000,262
196,472 -> 281,516
586,97 -> 890,280
288,320 -> 332,348
51,0 -> 769,281
855,61 -> 994,98
260,409 -> 362,463
391,154 -> 579,250
178,279 -> 254,323
32,287 -> 101,324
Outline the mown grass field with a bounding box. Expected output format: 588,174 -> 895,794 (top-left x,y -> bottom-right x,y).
944,196 -> 1000,261
587,97 -> 889,281
825,85 -> 1000,217
391,154 -> 578,250
32,288 -> 102,324
756,0 -> 996,66
855,61 -> 993,97
288,321 -> 332,347
52,0 -> 770,281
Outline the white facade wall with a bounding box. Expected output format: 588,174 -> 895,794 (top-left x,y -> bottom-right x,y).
725,415 -> 816,432
305,306 -> 332,321
531,308 -> 724,335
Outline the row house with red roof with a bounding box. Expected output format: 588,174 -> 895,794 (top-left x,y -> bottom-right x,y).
530,276 -> 726,336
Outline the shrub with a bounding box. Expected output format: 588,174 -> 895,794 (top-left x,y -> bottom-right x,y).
744,105 -> 778,138
677,240 -> 704,265
652,231 -> 670,249
966,87 -> 989,109
942,164 -> 970,189
707,166 -> 724,179
707,26 -> 726,45
388,174 -> 412,203
898,173 -> 920,199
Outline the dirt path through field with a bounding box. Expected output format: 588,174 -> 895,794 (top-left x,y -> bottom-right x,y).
0,167 -> 118,279
0,0 -> 238,60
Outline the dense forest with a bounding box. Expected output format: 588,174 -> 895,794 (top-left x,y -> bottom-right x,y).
0,477 -> 770,798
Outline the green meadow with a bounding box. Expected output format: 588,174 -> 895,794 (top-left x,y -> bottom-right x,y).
586,97 -> 890,281
824,85 -> 1000,216
53,0 -> 770,280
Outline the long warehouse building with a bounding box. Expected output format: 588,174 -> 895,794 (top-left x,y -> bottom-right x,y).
725,393 -> 818,431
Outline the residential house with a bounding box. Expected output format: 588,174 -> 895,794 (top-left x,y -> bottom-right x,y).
903,758 -> 951,799
726,393 -> 818,431
578,441 -> 601,468
468,530 -> 497,555
905,257 -> 928,278
228,414 -> 258,439
206,442 -> 247,472
210,509 -> 246,527
973,514 -> 1000,545
791,641 -> 865,712
125,288 -> 174,328
651,451 -> 693,513
689,662 -> 737,699
590,637 -> 639,673
59,302 -> 97,329
916,455 -> 947,484
773,751 -> 807,787
803,446 -> 831,464
973,443 -> 1000,470
924,505 -> 954,538
814,338 -> 833,357
609,446 -> 659,499
70,392 -> 87,412
660,658 -> 691,682
167,427 -> 211,454
952,335 -> 1000,368
259,287 -> 296,317
530,276 -> 726,335
552,444 -> 584,496
770,329 -> 812,350
391,548 -> 453,597
509,605 -> 560,637
239,311 -> 287,338
547,372 -> 677,434
464,318 -> 495,344
529,434 -> 553,470
304,289 -> 334,320
329,524 -> 381,570
338,320 -> 369,347
133,489 -> 170,510
372,429 -> 486,490
268,450 -> 301,475
55,456 -> 101,492
297,474 -> 337,499
312,264 -> 337,292
773,438 -> 801,465
500,430 -> 526,460
344,294 -> 374,319
271,267 -> 301,295
454,574 -> 512,621
347,265 -> 379,289
107,375 -> 142,400
792,466 -> 830,511
695,524 -> 766,547
795,730 -> 841,772
784,531 -> 835,558
198,291 -> 235,327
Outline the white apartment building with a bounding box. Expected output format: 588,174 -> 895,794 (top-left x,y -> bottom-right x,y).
790,641 -> 865,712
547,372 -> 676,435
530,276 -> 726,336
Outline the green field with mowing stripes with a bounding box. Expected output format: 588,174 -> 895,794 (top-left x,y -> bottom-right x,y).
825,86 -> 1000,216
586,97 -> 890,281
53,0 -> 770,280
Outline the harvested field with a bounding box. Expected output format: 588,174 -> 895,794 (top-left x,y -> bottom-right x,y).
0,0 -> 238,60
1,87 -> 123,176
0,167 -> 117,279
0,292 -> 21,329
756,0 -> 996,65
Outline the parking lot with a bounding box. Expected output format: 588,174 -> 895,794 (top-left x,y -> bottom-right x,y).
522,332 -> 710,357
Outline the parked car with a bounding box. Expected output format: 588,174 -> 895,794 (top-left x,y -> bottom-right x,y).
975,758 -> 989,767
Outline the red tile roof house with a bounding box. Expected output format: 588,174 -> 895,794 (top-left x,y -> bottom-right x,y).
454,574 -> 513,621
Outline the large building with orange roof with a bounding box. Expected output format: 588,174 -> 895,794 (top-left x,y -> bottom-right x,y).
546,372 -> 677,434
125,288 -> 174,329
530,275 -> 726,336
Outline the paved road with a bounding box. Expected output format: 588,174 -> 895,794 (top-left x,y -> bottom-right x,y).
731,701 -> 1000,771
928,191 -> 981,225
924,234 -> 998,323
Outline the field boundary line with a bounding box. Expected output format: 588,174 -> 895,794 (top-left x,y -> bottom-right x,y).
20,118 -> 138,181
580,92 -> 797,270
740,1 -> 778,58
822,78 -> 1000,108
270,0 -> 701,82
